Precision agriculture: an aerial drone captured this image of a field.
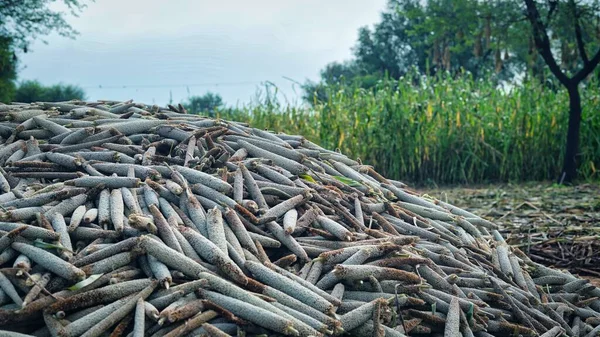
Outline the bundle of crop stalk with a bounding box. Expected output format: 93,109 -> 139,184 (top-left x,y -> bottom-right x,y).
0,101 -> 596,337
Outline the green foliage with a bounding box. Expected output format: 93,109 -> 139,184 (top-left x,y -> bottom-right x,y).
0,37 -> 16,103
14,80 -> 86,103
306,0 -> 600,102
303,0 -> 600,182
0,0 -> 88,103
220,75 -> 600,185
405,0 -> 527,77
182,92 -> 224,117
0,0 -> 88,50
302,62 -> 384,105
526,0 -> 600,77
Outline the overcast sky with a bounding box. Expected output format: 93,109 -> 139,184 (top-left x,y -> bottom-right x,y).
18,0 -> 387,106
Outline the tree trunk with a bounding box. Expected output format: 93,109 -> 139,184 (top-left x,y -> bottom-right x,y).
559,84 -> 582,184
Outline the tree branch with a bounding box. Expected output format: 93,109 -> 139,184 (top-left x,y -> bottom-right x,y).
574,22 -> 589,64
573,48 -> 600,83
546,0 -> 559,23
571,0 -> 589,65
524,0 -> 571,87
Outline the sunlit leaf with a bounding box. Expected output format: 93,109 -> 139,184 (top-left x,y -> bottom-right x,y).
467,303 -> 474,323
299,174 -> 316,183
68,274 -> 103,290
332,175 -> 361,187
33,239 -> 72,252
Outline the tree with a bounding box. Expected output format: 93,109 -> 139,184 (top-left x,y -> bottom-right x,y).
306,0 -> 579,97
304,0 -> 531,103
405,0 -> 533,78
523,0 -> 600,183
0,0 -> 88,50
182,92 -> 224,117
0,0 -> 88,102
14,80 -> 86,103
325,1 -> 529,80
0,37 -> 16,103
302,61 -> 382,104
354,0 -> 426,78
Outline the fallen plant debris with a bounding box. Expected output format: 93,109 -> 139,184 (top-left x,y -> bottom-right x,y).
421,184 -> 600,280
0,100 -> 596,336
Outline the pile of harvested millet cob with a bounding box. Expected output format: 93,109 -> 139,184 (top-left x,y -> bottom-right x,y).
0,100 -> 594,337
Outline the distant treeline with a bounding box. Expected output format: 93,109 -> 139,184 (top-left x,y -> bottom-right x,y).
11,80 -> 86,103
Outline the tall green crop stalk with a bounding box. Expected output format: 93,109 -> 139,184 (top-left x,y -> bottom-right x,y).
218,75 -> 599,185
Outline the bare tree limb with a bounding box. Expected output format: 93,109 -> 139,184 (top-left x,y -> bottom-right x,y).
574,22 -> 589,64
546,0 -> 559,23
524,0 -> 571,87
571,0 -> 590,65
573,48 -> 600,83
